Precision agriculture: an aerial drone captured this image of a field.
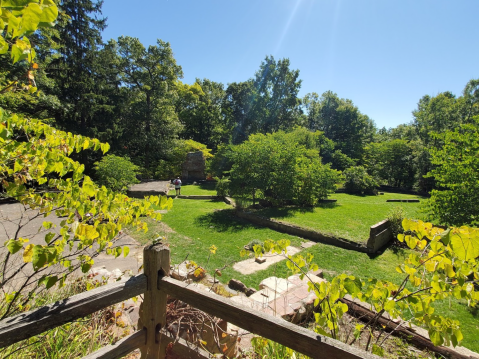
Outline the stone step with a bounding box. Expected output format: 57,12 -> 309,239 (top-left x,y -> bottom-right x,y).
259,276 -> 297,295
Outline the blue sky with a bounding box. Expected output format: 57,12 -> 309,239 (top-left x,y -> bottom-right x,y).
101,0 -> 478,129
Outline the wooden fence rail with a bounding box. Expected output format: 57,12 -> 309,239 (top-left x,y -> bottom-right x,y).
0,243 -> 378,359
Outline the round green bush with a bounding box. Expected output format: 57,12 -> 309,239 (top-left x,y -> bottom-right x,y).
94,154 -> 140,193
343,166 -> 378,195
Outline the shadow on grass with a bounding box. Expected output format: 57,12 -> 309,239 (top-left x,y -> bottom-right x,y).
256,202 -> 337,220
467,305 -> 479,318
197,182 -> 216,191
195,209 -> 257,232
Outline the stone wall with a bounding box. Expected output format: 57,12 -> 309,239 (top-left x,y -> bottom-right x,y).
366,219 -> 393,252
181,151 -> 206,181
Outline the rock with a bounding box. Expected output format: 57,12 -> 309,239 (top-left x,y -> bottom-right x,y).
309,268 -> 324,278
255,257 -> 266,264
171,261 -> 206,281
301,241 -> 316,249
181,151 -> 206,181
228,279 -> 247,292
260,277 -> 296,295
245,287 -> 257,297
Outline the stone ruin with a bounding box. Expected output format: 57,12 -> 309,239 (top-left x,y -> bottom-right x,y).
181,151 -> 206,182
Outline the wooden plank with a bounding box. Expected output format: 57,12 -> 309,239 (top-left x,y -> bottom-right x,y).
140,243 -> 170,358
81,329 -> 146,359
160,330 -> 211,359
158,276 -> 379,359
0,274 -> 147,349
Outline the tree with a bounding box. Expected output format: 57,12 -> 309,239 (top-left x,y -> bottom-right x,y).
93,154 -> 140,193
364,139 -> 415,188
343,166 -> 378,195
304,91 -> 376,160
47,0 -> 109,135
108,36 -> 184,175
251,56 -> 303,133
226,129 -> 341,206
426,117 -> 479,226
178,79 -> 227,150
223,56 -> 303,144
222,80 -> 256,144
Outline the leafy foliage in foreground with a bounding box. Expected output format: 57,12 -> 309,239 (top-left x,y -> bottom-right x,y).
0,109 -> 172,318
248,219 -> 479,353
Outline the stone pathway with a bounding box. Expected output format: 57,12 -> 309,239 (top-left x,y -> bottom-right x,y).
230,272 -> 325,324
233,246 -> 302,275
127,180 -> 170,198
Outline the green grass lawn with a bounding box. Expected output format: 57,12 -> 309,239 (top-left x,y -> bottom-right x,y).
253,192 -> 426,243
168,182 -> 217,196
127,197 -> 478,352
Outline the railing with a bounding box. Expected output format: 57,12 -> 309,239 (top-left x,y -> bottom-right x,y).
0,243 -> 378,359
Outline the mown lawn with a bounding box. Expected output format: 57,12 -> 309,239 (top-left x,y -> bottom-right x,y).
167,182 -> 217,196
253,192 -> 426,243
128,197 -> 478,352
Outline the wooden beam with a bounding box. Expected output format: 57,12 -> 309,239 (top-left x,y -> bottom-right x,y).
140,243 -> 170,358
0,274 -> 147,349
159,276 -> 379,359
160,330 -> 211,359
340,298 -> 473,359
81,329 -> 146,359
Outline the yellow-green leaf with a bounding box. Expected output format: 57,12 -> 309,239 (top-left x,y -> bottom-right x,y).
23,243 -> 34,262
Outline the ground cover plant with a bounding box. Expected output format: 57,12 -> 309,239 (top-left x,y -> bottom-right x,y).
253,192 -> 424,242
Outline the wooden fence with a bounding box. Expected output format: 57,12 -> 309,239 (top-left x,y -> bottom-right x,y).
0,243 -> 378,359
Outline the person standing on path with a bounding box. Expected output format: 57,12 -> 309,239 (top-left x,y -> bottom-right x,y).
174,177 -> 182,196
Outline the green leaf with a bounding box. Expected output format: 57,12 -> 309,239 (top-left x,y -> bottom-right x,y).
0,36 -> 9,54
82,177 -> 96,197
21,3 -> 42,32
5,239 -> 23,254
11,39 -> 30,64
429,330 -> 443,346
44,232 -> 55,243
114,246 -> 122,258
123,246 -> 130,258
372,344 -> 385,357
81,262 -> 92,273
343,277 -> 361,296
449,229 -> 479,261
39,1 -> 58,23
32,245 -> 47,270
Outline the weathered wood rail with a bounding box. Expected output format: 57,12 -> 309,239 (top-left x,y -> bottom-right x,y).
0,243 -> 378,359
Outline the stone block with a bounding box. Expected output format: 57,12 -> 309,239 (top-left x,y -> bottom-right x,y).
309,268 -> 324,278
228,279 -> 246,292
255,257 -> 266,264
249,288 -> 280,305
245,287 -> 257,297
260,277 -> 296,295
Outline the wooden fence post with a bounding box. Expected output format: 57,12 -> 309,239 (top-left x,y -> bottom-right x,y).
139,243 -> 170,359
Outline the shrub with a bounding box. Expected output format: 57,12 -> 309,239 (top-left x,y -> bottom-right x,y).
224,130 -> 341,207
214,176 -> 230,196
94,154 -> 140,193
386,206 -> 405,241
343,166 -> 378,195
